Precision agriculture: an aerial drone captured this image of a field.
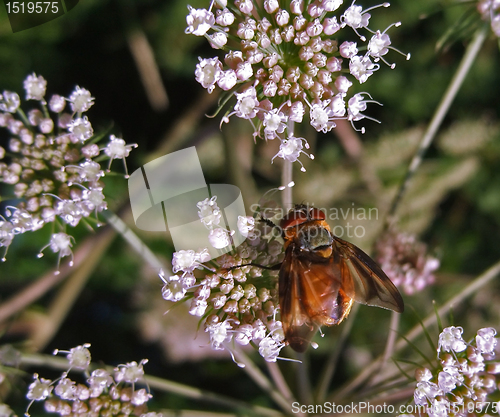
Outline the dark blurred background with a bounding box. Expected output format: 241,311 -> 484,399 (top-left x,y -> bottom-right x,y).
1,0 -> 500,414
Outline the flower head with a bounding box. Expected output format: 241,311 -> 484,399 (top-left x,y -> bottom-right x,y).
206,319 -> 233,350
68,86 -> 94,113
0,91 -> 20,113
478,0 -> 500,37
114,360 -> 148,383
160,273 -> 188,302
186,0 -> 408,167
25,345 -> 154,416
161,199 -> 291,363
0,219 -> 14,262
68,117 -> 94,142
24,73 -> 47,101
476,327 -> 497,354
37,233 -> 75,273
438,326 -> 468,354
349,55 -> 378,83
341,4 -> 372,32
197,196 -> 222,229
104,135 -> 136,159
407,325 -> 500,416
263,108 -> 287,140
82,187 -> 107,213
104,134 -> 137,177
376,230 -> 439,295
0,75 -> 134,269
414,380 -> 441,405
237,215 -> 255,236
272,135 -> 314,172
52,343 -> 92,371
233,87 -> 259,119
208,227 -> 233,249
186,5 -> 215,36
87,369 -> 113,397
172,249 -> 209,275
309,100 -> 336,133
66,344 -> 92,369
195,57 -> 223,93
54,378 -> 77,400
27,375 -> 53,401
259,336 -> 285,362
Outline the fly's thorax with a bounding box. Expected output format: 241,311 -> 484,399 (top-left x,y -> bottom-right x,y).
297,222 -> 334,253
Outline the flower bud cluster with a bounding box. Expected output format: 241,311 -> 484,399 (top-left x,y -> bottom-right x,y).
161,198 -> 287,363
0,74 -> 137,266
411,326 -> 500,416
197,195 -> 236,249
375,230 -> 439,295
186,0 -> 409,168
477,0 -> 500,37
25,344 -> 156,417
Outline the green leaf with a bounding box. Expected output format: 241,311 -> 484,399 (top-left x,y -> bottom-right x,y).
393,358 -> 415,381
396,331 -> 437,370
409,304 -> 437,352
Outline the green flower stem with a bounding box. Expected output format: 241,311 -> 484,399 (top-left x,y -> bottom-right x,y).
0,228 -> 114,324
19,353 -> 284,417
281,120 -> 313,408
231,347 -> 293,414
101,210 -> 167,272
296,352 -> 313,405
331,257 -> 500,401
395,257 -> 500,352
282,160 -> 293,211
282,120 -> 295,211
316,303 -> 359,403
386,25 -> 489,226
29,228 -> 116,351
41,101 -> 50,119
157,411 -> 260,417
368,309 -> 400,386
150,91 -> 219,161
16,108 -> 31,128
266,361 -> 297,407
145,373 -> 283,417
223,122 -> 260,210
334,119 -> 382,196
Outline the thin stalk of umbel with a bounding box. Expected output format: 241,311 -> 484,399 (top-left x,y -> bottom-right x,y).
385,25 -> 488,227
281,120 -> 295,211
